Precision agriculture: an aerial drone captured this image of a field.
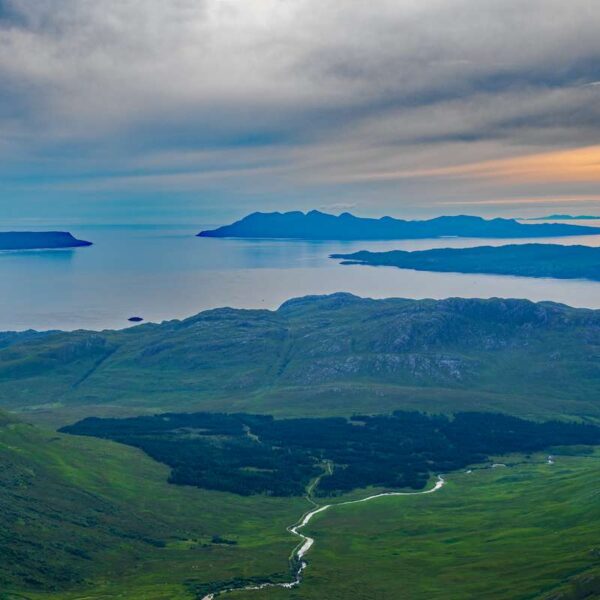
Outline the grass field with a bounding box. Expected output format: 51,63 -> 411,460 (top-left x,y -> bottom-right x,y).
231,452 -> 600,600
3,408 -> 600,599
0,415 -> 306,599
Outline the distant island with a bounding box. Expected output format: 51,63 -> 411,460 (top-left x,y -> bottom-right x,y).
331,244 -> 600,281
0,231 -> 92,250
525,214 -> 600,221
198,210 -> 600,240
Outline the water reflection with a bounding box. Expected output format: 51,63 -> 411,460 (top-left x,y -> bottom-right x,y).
0,224 -> 599,331
0,248 -> 75,262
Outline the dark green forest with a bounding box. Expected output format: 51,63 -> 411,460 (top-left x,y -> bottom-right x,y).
62,411 -> 600,497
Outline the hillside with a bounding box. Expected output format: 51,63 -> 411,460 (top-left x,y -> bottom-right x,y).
331,244 -> 600,281
0,411 -> 303,598
197,210 -> 600,240
4,409 -> 600,599
245,451 -> 600,600
0,294 -> 598,425
0,329 -> 52,349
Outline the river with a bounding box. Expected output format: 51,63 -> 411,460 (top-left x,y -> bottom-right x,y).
202,474 -> 446,600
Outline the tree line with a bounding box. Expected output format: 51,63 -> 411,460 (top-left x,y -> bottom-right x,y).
61,411 -> 600,497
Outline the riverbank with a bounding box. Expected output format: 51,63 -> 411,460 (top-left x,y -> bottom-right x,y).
201,473 -> 446,600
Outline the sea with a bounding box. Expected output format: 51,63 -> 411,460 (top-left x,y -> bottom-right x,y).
1,221 -> 599,331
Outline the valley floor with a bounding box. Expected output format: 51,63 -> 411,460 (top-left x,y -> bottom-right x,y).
9,437 -> 600,600
232,452 -> 600,600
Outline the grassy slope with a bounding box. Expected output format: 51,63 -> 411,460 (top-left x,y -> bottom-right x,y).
3,413 -> 600,599
239,452 -> 600,600
0,295 -> 598,427
1,295 -> 599,598
0,414 -> 306,599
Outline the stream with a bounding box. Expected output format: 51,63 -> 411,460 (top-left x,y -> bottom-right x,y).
202,474 -> 446,599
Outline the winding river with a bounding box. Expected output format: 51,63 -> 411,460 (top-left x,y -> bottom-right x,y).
202,474 -> 446,599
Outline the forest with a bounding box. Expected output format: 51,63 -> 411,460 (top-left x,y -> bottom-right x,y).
62,411 -> 600,496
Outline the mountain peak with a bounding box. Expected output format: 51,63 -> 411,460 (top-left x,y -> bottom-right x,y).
198,210 -> 600,241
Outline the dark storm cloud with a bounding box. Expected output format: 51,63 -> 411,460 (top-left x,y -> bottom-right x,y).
0,1 -> 25,26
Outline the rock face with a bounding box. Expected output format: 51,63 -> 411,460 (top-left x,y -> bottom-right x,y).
0,231 -> 92,250
198,210 -> 600,240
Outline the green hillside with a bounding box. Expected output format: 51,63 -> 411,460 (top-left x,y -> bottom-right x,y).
0,294 -> 598,426
2,294 -> 599,598
0,412 -> 305,599
3,411 -> 600,599
240,451 -> 600,600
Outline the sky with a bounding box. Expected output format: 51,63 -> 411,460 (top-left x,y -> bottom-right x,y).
1,0 -> 600,225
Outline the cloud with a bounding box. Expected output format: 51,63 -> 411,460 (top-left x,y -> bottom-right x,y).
330,145 -> 600,185
0,0 -> 600,220
437,195 -> 600,206
318,203 -> 358,213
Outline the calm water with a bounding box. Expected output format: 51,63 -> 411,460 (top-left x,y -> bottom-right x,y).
1,222 -> 599,331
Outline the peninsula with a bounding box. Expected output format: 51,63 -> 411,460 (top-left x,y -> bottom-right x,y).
198,210 -> 600,240
0,231 -> 92,250
331,244 -> 600,281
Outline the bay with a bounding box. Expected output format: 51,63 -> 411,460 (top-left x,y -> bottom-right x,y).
1,222 -> 599,331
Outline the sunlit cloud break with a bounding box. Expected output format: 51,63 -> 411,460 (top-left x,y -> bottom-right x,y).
340,146 -> 600,185
438,195 -> 600,207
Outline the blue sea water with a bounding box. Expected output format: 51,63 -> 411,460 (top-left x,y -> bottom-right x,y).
1,223 -> 600,331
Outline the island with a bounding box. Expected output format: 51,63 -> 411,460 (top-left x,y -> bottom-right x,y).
0,231 -> 92,250
198,210 -> 600,240
331,244 -> 600,281
525,214 -> 600,221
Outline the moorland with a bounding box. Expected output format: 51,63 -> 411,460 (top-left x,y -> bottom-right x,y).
1,293 -> 600,599
0,294 -> 599,426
